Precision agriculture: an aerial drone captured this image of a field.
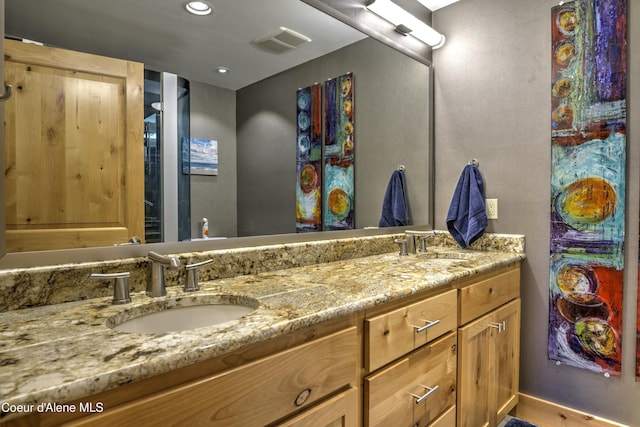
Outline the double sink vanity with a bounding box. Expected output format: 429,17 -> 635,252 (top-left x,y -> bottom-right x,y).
0,231 -> 525,426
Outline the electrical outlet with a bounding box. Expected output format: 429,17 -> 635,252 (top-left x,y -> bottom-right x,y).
486,199 -> 498,220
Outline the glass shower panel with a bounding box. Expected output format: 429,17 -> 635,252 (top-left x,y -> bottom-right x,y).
177,77 -> 191,241
144,70 -> 163,243
143,71 -> 191,243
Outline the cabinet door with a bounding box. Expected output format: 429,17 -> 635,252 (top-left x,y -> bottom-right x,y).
365,332 -> 457,427
494,299 -> 520,421
457,299 -> 520,427
275,387 -> 358,427
4,39 -> 144,251
457,313 -> 493,427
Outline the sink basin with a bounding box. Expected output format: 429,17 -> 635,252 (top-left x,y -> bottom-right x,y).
109,295 -> 259,334
417,250 -> 484,262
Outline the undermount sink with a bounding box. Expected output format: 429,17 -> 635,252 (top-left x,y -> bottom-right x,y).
108,295 -> 259,334
417,249 -> 484,262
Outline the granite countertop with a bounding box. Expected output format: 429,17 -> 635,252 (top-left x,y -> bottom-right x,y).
0,245 -> 524,420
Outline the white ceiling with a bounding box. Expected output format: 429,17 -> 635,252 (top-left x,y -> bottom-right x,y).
4,0 -> 368,90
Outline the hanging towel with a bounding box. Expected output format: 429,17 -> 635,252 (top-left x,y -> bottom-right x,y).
379,170 -> 409,227
446,164 -> 487,248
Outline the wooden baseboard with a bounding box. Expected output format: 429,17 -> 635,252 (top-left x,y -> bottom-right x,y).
514,393 -> 630,427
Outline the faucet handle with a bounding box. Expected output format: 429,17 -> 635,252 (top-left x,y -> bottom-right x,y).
184,259 -> 214,292
418,234 -> 435,253
394,239 -> 409,256
90,272 -> 131,304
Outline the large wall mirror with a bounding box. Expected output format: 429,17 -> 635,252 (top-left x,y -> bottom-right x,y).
1,0 -> 433,267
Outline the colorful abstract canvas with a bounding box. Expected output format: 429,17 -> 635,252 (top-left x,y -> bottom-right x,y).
548,0 -> 626,376
296,84 -> 322,232
324,72 -> 355,230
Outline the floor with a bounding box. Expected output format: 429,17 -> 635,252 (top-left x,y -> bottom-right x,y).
497,415 -> 515,427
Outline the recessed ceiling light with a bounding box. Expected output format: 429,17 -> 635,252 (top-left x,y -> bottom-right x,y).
216,67 -> 230,74
186,1 -> 213,16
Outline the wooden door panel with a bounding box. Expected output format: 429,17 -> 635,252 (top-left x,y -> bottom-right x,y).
494,299 -> 521,420
4,40 -> 143,251
457,313 -> 493,427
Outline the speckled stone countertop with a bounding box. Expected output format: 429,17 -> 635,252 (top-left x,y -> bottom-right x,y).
0,233 -> 525,420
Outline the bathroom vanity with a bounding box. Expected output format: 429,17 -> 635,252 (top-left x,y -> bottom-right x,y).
0,233 -> 524,426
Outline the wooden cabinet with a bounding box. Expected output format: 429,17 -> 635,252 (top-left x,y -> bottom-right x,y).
364,289 -> 458,427
3,260 -> 521,427
457,266 -> 521,427
66,327 -> 358,427
364,332 -> 457,427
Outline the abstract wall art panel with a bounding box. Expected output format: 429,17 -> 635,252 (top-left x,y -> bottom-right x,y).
549,0 -> 626,376
324,72 -> 354,230
296,83 -> 322,232
637,267 -> 640,380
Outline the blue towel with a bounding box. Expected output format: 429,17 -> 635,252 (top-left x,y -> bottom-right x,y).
446,164 -> 487,248
379,170 -> 408,227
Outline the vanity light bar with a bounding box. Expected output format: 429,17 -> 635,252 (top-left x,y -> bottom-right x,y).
367,0 -> 445,48
415,0 -> 461,12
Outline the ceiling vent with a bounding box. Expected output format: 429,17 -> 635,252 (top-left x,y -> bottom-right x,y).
254,27 -> 311,53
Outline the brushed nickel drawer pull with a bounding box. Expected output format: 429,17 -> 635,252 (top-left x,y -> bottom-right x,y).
413,319 -> 440,333
489,321 -> 505,333
410,384 -> 439,404
0,84 -> 13,102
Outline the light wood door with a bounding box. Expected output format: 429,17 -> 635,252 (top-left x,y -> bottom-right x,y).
494,298 -> 521,421
0,0 -> 6,258
4,39 -> 144,252
457,299 -> 520,427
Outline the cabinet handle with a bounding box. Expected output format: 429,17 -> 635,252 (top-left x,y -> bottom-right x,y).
489,321 -> 506,333
0,84 -> 13,102
413,319 -> 440,333
410,384 -> 439,404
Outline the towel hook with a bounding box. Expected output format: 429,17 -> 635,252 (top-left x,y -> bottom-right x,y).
468,158 -> 479,167
397,164 -> 405,171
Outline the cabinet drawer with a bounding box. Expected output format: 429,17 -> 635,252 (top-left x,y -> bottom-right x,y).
66,327 -> 358,427
364,332 -> 457,427
459,267 -> 520,325
365,289 -> 457,372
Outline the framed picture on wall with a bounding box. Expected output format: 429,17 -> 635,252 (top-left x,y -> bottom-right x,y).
182,138 -> 219,175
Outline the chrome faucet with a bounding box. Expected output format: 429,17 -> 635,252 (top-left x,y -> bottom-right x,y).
404,230 -> 435,254
147,251 -> 181,297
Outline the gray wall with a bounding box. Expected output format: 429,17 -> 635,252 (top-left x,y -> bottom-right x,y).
236,37 -> 431,237
433,0 -> 639,424
189,80 -> 237,238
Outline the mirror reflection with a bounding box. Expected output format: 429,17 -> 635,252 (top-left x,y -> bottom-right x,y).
4,0 -> 432,254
